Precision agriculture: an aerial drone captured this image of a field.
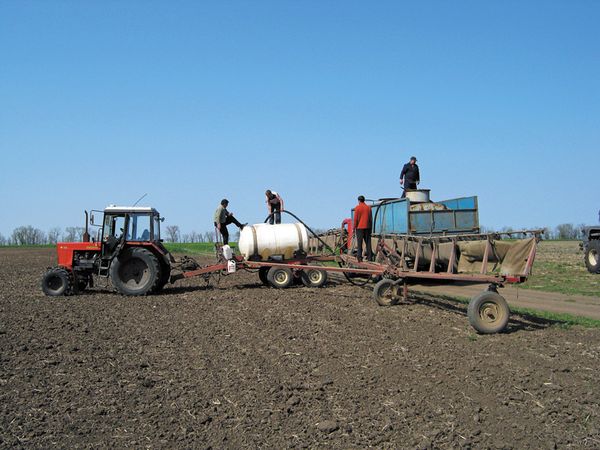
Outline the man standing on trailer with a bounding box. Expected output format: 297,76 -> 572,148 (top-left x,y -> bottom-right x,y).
400,156 -> 420,198
265,189 -> 284,224
214,199 -> 246,245
353,195 -> 373,262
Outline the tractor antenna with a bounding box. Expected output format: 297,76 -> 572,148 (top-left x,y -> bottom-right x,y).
132,193 -> 148,207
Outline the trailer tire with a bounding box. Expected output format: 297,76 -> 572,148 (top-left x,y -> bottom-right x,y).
110,247 -> 160,296
584,240 -> 600,274
258,267 -> 270,285
42,267 -> 73,296
372,278 -> 399,306
300,269 -> 328,288
267,267 -> 293,289
468,291 -> 510,334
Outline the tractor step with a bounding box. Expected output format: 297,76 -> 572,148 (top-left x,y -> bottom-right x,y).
97,261 -> 111,277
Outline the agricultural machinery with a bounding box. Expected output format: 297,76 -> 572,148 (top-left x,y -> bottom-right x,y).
42,192 -> 542,334
581,217 -> 600,274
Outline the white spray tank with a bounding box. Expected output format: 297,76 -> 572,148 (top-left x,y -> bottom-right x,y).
238,223 -> 309,260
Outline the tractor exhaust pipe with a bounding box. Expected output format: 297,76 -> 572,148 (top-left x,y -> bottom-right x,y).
83,210 -> 90,242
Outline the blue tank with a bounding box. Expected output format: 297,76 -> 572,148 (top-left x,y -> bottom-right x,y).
353,196 -> 479,236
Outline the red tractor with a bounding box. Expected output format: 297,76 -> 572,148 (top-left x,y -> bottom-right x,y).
41,206 -> 174,296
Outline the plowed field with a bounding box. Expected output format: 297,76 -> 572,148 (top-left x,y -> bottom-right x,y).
1,248 -> 600,449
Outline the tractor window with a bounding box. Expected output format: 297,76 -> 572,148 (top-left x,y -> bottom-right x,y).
102,215 -> 126,240
128,214 -> 152,241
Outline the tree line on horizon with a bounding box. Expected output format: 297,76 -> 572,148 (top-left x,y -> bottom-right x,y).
0,223 -> 592,246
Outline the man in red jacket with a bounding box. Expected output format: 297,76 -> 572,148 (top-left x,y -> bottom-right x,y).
353,195 -> 373,262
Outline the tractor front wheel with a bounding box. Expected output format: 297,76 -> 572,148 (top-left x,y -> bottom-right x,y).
110,248 -> 160,296
41,267 -> 73,296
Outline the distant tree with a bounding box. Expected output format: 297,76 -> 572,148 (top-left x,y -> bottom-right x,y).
555,223 -> 577,240
204,231 -> 215,243
63,227 -> 78,242
576,223 -> 587,240
47,227 -> 61,244
165,225 -> 180,243
0,233 -> 6,245
11,226 -> 46,245
541,227 -> 552,240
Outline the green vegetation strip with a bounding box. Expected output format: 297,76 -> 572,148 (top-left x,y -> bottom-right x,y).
164,242 -> 237,255
414,291 -> 600,329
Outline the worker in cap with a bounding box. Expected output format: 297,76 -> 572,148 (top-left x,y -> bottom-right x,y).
400,156 -> 420,198
214,199 -> 246,245
353,195 -> 373,262
265,189 -> 284,224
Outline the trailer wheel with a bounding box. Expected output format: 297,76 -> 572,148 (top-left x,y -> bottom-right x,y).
301,269 -> 328,288
372,278 -> 399,306
584,241 -> 600,274
110,247 -> 160,296
467,291 -> 510,334
258,267 -> 270,285
41,267 -> 73,296
267,267 -> 293,289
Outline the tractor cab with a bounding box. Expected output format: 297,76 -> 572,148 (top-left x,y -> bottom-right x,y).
96,206 -> 162,258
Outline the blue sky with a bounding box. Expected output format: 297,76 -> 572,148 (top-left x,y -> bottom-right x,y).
1,0 -> 598,237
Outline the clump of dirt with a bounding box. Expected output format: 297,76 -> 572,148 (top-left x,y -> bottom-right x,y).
1,248 -> 600,448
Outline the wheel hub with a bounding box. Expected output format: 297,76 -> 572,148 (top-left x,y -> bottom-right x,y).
309,271 -> 322,283
120,258 -> 150,288
480,302 -> 499,323
275,271 -> 287,283
47,275 -> 63,290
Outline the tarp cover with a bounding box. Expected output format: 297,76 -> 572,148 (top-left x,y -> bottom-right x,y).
309,234 -> 536,277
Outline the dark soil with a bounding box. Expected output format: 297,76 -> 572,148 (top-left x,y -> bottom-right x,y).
1,248 -> 600,449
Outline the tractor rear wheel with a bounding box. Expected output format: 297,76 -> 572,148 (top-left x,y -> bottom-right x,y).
372,278 -> 400,306
110,248 -> 160,296
300,269 -> 328,288
42,267 -> 73,296
585,241 -> 600,274
267,266 -> 293,289
152,264 -> 171,293
467,291 -> 510,334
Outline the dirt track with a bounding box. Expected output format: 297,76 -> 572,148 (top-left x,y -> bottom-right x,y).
411,282 -> 600,320
2,248 -> 600,449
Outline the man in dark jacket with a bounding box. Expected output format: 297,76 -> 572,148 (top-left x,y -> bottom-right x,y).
400,156 -> 420,198
214,199 -> 246,245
